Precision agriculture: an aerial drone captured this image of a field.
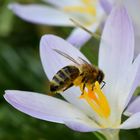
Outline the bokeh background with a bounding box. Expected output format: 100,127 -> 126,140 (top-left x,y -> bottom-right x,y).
0,0 -> 140,140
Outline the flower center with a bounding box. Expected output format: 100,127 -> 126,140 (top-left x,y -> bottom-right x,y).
79,81 -> 110,118
63,0 -> 97,26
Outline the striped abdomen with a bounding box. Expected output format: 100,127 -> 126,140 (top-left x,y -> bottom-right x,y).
50,65 -> 80,93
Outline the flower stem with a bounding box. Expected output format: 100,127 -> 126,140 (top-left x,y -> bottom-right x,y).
94,132 -> 105,140
100,130 -> 119,140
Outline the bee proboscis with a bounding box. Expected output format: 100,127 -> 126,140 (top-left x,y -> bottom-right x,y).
50,49 -> 105,94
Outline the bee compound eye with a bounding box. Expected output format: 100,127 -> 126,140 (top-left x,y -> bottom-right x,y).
97,75 -> 103,83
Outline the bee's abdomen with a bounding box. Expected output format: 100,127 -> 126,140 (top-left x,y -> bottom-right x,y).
50,66 -> 80,93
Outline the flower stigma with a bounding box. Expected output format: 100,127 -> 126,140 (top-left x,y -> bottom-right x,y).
78,81 -> 110,118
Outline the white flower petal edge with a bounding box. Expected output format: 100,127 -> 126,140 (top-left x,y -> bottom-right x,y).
9,3 -> 73,26
4,90 -> 100,132
124,96 -> 140,116
67,23 -> 99,49
120,112 -> 140,129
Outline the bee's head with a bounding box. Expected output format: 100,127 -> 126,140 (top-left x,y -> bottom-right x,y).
97,70 -> 104,83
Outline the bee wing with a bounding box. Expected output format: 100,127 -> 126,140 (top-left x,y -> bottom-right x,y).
53,49 -> 80,66
78,57 -> 90,65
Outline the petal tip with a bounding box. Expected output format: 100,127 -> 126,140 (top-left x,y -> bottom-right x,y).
4,90 -> 18,103
8,3 -> 20,11
4,90 -> 12,99
41,34 -> 60,41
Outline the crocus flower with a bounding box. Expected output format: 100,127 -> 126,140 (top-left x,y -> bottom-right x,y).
4,6 -> 140,140
9,0 -> 105,48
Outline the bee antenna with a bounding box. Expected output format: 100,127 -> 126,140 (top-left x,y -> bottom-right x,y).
70,18 -> 110,51
101,81 -> 106,89
70,18 -> 101,40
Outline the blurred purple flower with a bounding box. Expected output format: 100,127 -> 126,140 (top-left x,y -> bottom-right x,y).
9,0 -> 105,48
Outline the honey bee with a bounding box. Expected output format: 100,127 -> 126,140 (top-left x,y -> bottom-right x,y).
50,49 -> 105,94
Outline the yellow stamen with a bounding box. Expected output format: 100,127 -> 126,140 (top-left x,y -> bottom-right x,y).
80,81 -> 110,118
82,0 -> 92,4
63,0 -> 97,26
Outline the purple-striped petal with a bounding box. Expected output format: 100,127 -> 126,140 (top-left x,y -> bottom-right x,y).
4,90 -> 100,130
4,90 -> 83,123
9,3 -> 73,26
4,90 -> 100,132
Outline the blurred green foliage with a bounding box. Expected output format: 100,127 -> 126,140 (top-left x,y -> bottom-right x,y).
0,0 -> 140,140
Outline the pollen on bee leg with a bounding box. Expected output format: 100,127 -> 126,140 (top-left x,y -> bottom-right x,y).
73,76 -> 83,86
79,81 -> 110,118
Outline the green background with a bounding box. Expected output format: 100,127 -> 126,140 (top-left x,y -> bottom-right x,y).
0,0 -> 140,139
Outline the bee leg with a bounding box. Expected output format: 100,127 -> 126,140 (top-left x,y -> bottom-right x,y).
81,82 -> 86,95
81,78 -> 89,95
91,83 -> 95,91
101,81 -> 106,89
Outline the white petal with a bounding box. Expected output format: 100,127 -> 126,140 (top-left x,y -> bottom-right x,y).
40,34 -> 89,80
99,6 -> 134,84
9,3 -> 73,26
44,0 -> 82,8
4,90 -> 96,125
105,52 -> 140,120
120,112 -> 140,129
67,23 -> 99,49
99,6 -> 135,122
122,54 -> 140,109
124,96 -> 140,116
